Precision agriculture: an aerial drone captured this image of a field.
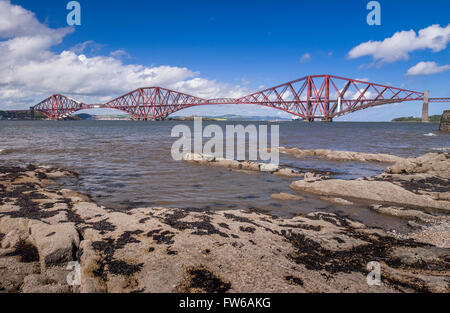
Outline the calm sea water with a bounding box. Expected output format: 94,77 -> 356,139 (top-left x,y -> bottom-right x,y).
1,120 -> 448,232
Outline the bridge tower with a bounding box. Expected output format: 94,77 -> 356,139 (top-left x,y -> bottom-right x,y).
422,91 -> 429,123
306,76 -> 314,122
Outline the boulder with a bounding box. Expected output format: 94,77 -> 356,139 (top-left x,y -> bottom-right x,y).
274,168 -> 305,177
260,163 -> 279,172
386,153 -> 450,176
439,110 -> 450,132
271,193 -> 304,201
304,172 -> 329,182
29,221 -> 80,270
238,161 -> 261,171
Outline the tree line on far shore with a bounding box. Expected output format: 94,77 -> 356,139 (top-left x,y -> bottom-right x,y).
392,115 -> 442,122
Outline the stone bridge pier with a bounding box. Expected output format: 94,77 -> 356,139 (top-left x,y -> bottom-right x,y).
422,91 -> 429,123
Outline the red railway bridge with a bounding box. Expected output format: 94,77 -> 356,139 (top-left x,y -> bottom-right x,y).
26,75 -> 450,121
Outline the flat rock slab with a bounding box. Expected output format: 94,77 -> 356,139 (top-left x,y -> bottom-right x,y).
278,147 -> 404,163
182,153 -> 304,177
271,193 -> 304,201
290,179 -> 449,212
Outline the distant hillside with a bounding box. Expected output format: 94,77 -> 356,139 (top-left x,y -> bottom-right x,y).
0,110 -> 46,120
392,115 -> 442,122
74,113 -> 93,120
172,115 -> 291,121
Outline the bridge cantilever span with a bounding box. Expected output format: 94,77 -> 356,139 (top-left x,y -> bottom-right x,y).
29,75 -> 450,121
30,94 -> 90,120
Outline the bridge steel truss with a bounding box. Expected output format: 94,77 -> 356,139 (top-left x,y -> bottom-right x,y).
102,87 -> 207,120
30,75 -> 450,120
32,94 -> 88,120
235,75 -> 427,121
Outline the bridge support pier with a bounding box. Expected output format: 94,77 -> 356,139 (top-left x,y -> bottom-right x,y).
422,91 -> 429,123
6,111 -> 17,119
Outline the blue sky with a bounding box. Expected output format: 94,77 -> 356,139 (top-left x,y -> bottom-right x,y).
2,0 -> 450,120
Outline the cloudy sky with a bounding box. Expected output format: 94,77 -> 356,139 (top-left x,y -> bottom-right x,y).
1,0 -> 449,120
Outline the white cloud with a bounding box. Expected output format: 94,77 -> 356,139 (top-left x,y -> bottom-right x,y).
0,0 -> 247,109
71,40 -> 105,54
299,53 -> 311,63
348,24 -> 450,64
110,49 -> 131,59
406,61 -> 450,76
0,0 -> 72,40
239,77 -> 249,86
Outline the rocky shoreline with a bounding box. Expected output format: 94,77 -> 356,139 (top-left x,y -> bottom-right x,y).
0,151 -> 449,293
276,147 -> 404,163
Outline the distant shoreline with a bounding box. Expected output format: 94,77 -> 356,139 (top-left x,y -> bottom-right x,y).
0,112 -> 444,123
391,115 -> 442,122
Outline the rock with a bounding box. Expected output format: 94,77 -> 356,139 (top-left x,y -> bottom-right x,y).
271,193 -> 304,201
2,163 -> 450,293
369,205 -> 445,223
182,153 -> 200,161
386,153 -> 449,176
183,153 -> 216,162
59,189 -> 91,203
409,222 -> 450,248
183,153 -> 303,177
0,217 -> 29,238
407,221 -> 422,229
304,172 -> 329,182
78,240 -> 107,293
21,274 -> 71,293
29,221 -> 80,271
237,161 -> 261,171
432,192 -> 450,201
274,168 -> 305,178
278,147 -> 403,163
0,256 -> 40,292
321,197 -> 353,205
439,110 -> 450,132
260,163 -> 279,172
290,179 -> 449,212
1,229 -> 28,249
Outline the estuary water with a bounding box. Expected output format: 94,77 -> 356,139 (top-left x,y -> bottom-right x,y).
1,120 -> 449,232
